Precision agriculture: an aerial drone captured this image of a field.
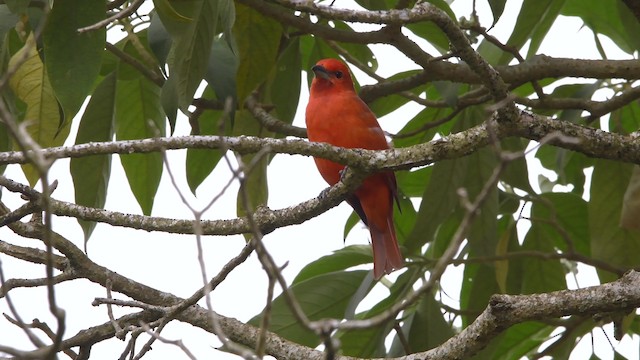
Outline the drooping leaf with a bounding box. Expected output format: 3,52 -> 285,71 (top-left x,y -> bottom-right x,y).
333,21 -> 378,71
337,269 -> 417,357
268,37 -> 301,126
205,38 -> 238,109
71,72 -> 116,244
292,245 -> 373,284
248,270 -> 370,347
43,0 -> 106,119
562,0 -> 640,54
498,0 -> 567,64
234,2 -> 282,102
8,35 -> 67,186
148,12 -> 173,65
519,225 -> 567,294
493,322 -> 554,359
186,87 -> 231,194
161,0 -> 218,108
530,192 -> 589,256
590,159 -> 640,283
388,293 -> 454,356
233,110 -> 271,236
115,76 -> 165,215
488,0 -> 507,26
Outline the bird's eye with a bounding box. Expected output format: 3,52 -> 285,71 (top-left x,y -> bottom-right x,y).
335,71 -> 343,79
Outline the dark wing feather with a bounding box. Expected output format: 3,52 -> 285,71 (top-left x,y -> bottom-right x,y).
346,195 -> 368,226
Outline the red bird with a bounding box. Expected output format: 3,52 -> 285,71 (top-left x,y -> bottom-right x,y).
305,58 -> 403,279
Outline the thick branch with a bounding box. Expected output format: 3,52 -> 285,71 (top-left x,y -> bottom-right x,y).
407,270 -> 640,360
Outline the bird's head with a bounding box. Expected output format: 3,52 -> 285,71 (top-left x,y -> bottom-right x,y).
310,58 -> 355,93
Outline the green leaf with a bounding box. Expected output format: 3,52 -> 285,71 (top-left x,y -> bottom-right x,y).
267,38 -> 301,126
493,322 -> 553,359
292,245 -> 374,284
115,76 -> 165,215
389,293 -> 453,355
488,0 -> 507,26
461,263 -> 500,327
498,0 -> 567,64
234,2 -> 282,102
561,0 -> 640,54
610,101 -> 640,135
405,0 -> 454,53
205,38 -> 238,107
590,159 -> 640,283
343,211 -> 362,240
395,167 -> 432,198
233,109 -> 271,233
71,72 -> 116,244
43,0 -> 106,119
164,0 -> 218,108
9,35 -> 67,186
186,87 -> 231,194
535,145 -> 592,195
148,12 -> 173,65
519,225 -> 567,294
531,192 -> 589,256
333,21 -> 378,71
500,137 -> 533,193
249,270 -> 370,347
337,269 -> 418,357
404,155 -> 465,254
367,70 -> 425,117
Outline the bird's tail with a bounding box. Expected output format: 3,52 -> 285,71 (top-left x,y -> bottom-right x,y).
370,218 -> 403,279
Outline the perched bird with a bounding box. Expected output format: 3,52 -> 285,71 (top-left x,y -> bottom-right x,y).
305,58 -> 403,279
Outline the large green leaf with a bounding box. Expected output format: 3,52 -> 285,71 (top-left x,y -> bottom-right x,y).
461,262 -> 500,327
115,76 -> 165,215
332,21 -> 378,71
388,293 -> 454,355
396,167 -> 432,198
205,38 -> 238,108
233,110 -> 271,232
292,245 -> 374,284
493,322 -> 553,359
498,0 -> 567,64
71,72 -> 116,243
590,159 -> 640,283
367,70 -> 425,117
267,38 -> 301,127
519,225 -> 567,294
535,145 -> 592,195
43,0 -> 105,119
562,0 -> 640,54
337,268 -> 418,357
234,2 -> 282,102
488,0 -> 507,26
531,192 -> 589,256
610,101 -> 640,135
248,270 -> 370,347
500,137 -> 533,193
186,87 -> 231,194
161,0 -> 218,108
404,157 -> 464,254
8,35 -> 67,186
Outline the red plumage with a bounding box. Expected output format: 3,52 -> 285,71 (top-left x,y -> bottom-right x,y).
305,58 -> 403,279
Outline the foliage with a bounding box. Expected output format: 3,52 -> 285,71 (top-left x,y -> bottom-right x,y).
0,0 -> 639,359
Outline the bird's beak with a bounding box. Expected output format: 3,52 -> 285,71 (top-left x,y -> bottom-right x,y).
312,65 -> 331,80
